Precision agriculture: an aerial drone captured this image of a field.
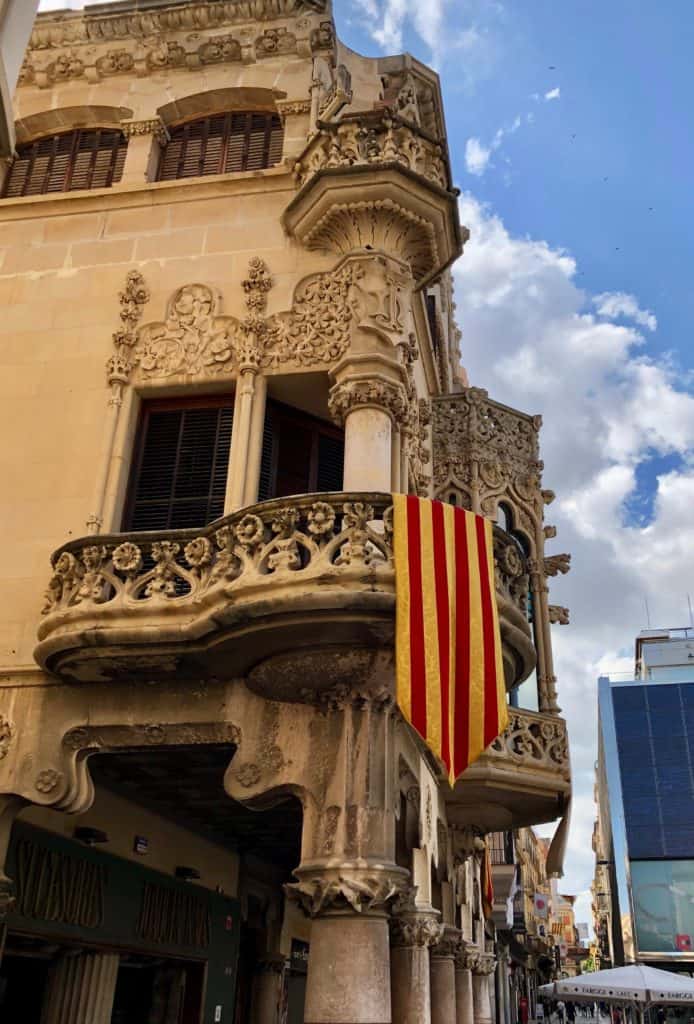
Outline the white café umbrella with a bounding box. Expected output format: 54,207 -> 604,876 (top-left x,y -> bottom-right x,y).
538,964 -> 694,1007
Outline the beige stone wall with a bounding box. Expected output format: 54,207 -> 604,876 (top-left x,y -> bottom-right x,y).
20,782 -> 240,895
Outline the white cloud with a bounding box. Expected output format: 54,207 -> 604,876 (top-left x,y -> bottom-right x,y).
455,194 -> 694,901
465,138 -> 492,176
545,86 -> 561,101
464,114 -> 526,176
594,291 -> 658,332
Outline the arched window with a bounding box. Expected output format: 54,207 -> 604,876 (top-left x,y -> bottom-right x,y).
3,128 -> 127,198
157,112 -> 283,181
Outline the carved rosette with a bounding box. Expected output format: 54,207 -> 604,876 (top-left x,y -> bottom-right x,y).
390,912 -> 444,949
0,716 -> 13,760
328,378 -> 410,427
286,865 -> 409,917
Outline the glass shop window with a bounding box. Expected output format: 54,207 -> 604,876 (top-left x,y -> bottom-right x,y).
157,112 -> 283,181
258,400 -> 345,500
123,397 -> 234,531
3,128 -> 128,198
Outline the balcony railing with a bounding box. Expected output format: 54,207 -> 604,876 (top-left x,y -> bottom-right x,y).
293,111 -> 451,193
36,492 -> 536,692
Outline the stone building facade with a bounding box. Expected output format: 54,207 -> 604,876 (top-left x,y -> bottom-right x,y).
0,2 -> 571,1022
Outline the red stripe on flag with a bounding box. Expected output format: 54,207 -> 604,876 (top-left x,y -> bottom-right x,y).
453,507 -> 471,778
406,495 -> 427,737
431,500 -> 451,776
475,515 -> 499,747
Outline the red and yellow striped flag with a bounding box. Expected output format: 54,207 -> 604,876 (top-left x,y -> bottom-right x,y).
393,494 -> 508,785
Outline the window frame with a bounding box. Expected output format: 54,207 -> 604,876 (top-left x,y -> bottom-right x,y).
122,393 -> 235,533
2,127 -> 128,198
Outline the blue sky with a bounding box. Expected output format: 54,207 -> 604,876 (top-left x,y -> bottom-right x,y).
37,0 -> 694,928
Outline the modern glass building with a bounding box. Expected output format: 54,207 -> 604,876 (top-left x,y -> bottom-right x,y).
595,627 -> 694,969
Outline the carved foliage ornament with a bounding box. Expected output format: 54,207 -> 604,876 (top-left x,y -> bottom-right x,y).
42,496 -> 393,617
286,866 -> 408,917
0,716 -> 13,760
112,255 -> 411,385
390,913 -> 444,949
489,710 -> 569,780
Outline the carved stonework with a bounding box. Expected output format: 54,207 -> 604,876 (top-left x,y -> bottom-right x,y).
35,768 -> 63,795
61,721 -> 239,756
300,198 -> 440,285
390,913 -> 444,949
107,269 -> 150,388
328,378 -> 409,427
456,947 -> 479,972
544,554 -> 572,577
548,605 -> 570,625
432,930 -> 462,959
0,715 -> 13,760
432,388 -> 543,546
474,953 -> 497,976
286,865 -> 409,916
42,495 -> 394,619
114,256 -> 389,385
488,709 -> 569,780
122,118 -> 168,144
255,27 -> 297,56
294,112 -> 449,192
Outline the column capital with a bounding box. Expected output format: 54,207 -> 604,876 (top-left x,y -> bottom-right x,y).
390,910 -> 444,949
455,946 -> 479,972
431,927 -> 462,961
328,375 -> 409,427
286,862 -> 410,918
472,953 -> 496,977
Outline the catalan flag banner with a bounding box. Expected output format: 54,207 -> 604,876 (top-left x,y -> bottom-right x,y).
482,841 -> 495,920
393,494 -> 508,785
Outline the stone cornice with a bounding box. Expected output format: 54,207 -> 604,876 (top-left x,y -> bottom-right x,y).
29,1 -> 330,51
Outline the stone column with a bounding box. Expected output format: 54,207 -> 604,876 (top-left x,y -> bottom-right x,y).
41,952 -> 120,1024
291,865 -> 408,1024
455,949 -> 476,1024
250,955 -> 285,1024
472,955 -> 496,1024
244,373 -> 268,506
226,364 -> 259,511
121,119 -> 167,185
329,376 -> 409,493
430,931 -> 459,1024
390,910 -> 443,1024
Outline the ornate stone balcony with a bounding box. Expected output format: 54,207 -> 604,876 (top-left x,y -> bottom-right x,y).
293,112 -> 450,192
284,112 -> 464,287
36,493 -> 535,692
451,708 -> 571,831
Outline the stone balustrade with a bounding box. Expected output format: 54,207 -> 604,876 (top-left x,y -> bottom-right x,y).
294,112 -> 450,192
36,492 -> 535,690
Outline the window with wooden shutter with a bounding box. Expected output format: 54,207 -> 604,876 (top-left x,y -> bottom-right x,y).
2,129 -> 128,198
257,400 -> 344,502
157,112 -> 283,181
123,397 -> 234,532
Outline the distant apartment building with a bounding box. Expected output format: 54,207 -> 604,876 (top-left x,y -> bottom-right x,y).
594,627 -> 694,972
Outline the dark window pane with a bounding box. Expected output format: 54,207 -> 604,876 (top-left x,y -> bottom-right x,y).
257,401 -> 344,502
125,401 -> 233,531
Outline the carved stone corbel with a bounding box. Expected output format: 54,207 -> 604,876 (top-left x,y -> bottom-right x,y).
390,911 -> 444,949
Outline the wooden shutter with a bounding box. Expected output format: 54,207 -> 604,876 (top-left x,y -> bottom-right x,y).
157,112 -> 284,182
426,293 -> 441,356
124,398 -> 234,532
257,400 -> 344,501
3,128 -> 127,198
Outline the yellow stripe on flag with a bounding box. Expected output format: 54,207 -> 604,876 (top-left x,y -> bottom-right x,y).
393,494 -> 412,724
465,510 -> 485,763
485,517 -> 508,736
443,501 -> 457,779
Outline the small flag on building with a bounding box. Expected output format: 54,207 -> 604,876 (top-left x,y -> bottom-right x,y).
482,842 -> 495,919
393,495 -> 508,785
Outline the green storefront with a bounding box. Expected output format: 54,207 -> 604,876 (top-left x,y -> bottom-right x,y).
0,822 -> 241,1023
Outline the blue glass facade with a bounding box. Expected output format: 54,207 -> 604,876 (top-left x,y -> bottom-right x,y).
613,682 -> 694,859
